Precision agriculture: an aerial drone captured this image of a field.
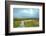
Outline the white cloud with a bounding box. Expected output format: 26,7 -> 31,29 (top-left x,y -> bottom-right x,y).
28,9 -> 35,16
21,10 -> 29,13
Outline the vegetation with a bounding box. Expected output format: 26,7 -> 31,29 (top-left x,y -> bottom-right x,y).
13,18 -> 39,28
14,18 -> 39,21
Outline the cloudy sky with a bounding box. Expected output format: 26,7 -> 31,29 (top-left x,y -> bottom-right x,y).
13,8 -> 39,18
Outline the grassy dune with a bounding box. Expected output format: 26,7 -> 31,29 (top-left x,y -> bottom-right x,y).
13,18 -> 39,28
24,20 -> 39,27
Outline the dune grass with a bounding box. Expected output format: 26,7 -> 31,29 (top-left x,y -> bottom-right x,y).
13,18 -> 39,28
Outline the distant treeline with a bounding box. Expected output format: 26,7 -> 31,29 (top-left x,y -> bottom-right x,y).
13,18 -> 39,21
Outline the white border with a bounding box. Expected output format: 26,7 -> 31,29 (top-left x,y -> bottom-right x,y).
10,5 -> 43,33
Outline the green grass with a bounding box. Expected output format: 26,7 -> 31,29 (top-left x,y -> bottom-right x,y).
13,18 -> 39,28
13,21 -> 21,28
24,20 -> 39,27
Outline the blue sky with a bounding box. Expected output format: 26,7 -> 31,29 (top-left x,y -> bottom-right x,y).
13,8 -> 39,18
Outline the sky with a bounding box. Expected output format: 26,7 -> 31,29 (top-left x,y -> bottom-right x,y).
13,8 -> 39,18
